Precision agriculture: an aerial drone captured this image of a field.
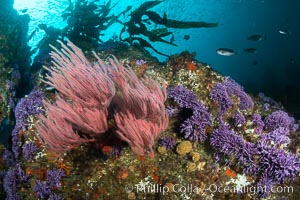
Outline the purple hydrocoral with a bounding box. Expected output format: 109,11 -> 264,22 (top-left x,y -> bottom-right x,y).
209,77 -> 253,121
47,169 -> 65,188
159,136 -> 176,150
256,141 -> 300,184
262,103 -> 270,111
288,116 -> 299,132
222,77 -> 254,110
293,123 -> 299,132
2,149 -> 15,167
12,87 -> 44,158
259,127 -> 290,147
167,85 -> 211,142
14,88 -> 45,131
210,124 -> 257,174
167,85 -> 199,108
210,124 -> 244,156
135,59 -> 147,66
15,163 -> 30,182
3,168 -> 20,200
252,113 -> 264,134
233,111 -> 245,126
238,142 -> 257,174
166,105 -> 179,117
210,123 -> 300,198
49,194 -> 63,200
112,144 -> 123,157
256,174 -> 274,198
264,110 -> 292,131
3,164 -> 30,200
209,82 -> 233,120
33,168 -> 65,199
180,117 -> 208,142
34,180 -> 52,199
22,142 -> 39,160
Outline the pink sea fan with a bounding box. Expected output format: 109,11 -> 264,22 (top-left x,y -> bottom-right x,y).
114,111 -> 168,155
36,100 -> 93,157
36,96 -> 110,157
106,56 -> 167,122
105,56 -> 169,155
36,39 -> 168,157
36,40 -> 115,157
44,40 -> 115,109
50,95 -> 108,135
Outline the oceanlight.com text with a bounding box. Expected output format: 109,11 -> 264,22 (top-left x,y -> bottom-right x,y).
125,183 -> 294,196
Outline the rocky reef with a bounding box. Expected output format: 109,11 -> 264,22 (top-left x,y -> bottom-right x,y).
1,39 -> 300,200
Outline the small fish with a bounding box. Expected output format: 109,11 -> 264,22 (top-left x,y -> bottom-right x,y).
244,48 -> 257,54
216,48 -> 236,56
183,35 -> 190,40
278,29 -> 290,35
247,34 -> 266,41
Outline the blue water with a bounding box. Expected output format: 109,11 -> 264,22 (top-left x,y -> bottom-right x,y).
14,0 -> 300,113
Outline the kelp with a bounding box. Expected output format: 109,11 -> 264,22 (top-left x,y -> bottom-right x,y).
31,0 -> 219,61
61,0 -> 118,49
118,1 -> 218,57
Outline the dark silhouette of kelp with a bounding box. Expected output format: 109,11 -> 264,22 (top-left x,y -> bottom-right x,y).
61,0 -> 119,49
117,1 -> 218,57
31,0 -> 218,64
